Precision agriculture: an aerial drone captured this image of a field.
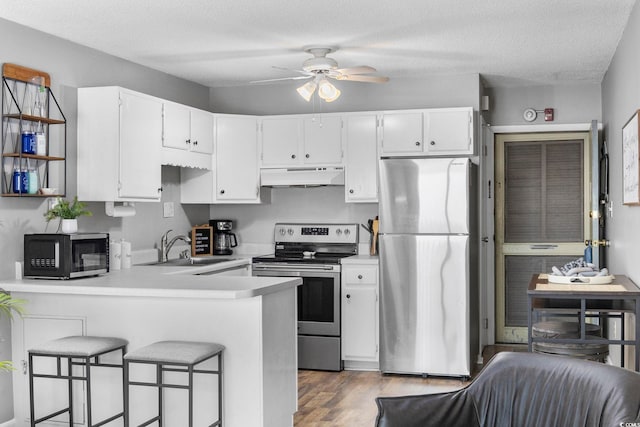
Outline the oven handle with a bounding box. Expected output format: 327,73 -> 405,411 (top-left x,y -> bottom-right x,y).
252,264 -> 337,271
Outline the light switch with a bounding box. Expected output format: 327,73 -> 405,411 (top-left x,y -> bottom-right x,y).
163,202 -> 174,218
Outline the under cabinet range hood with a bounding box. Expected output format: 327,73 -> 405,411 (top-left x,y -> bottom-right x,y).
260,167 -> 345,187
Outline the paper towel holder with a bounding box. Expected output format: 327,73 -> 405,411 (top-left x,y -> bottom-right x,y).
105,201 -> 136,217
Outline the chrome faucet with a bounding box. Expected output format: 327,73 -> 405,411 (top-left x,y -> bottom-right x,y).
160,229 -> 192,262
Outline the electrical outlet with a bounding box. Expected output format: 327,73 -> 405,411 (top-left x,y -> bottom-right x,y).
163,202 -> 174,218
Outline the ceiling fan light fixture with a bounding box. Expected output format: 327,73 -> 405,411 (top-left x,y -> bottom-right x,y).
296,80 -> 317,102
317,78 -> 341,102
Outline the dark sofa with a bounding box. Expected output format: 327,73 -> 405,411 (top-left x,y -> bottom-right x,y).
375,351 -> 640,427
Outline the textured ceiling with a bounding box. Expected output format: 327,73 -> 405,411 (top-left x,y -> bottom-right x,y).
0,0 -> 636,88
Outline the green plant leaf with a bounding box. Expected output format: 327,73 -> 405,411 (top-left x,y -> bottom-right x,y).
44,196 -> 93,221
0,291 -> 26,319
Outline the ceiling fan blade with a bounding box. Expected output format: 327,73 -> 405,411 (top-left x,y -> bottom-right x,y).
334,65 -> 377,75
272,66 -> 314,76
334,74 -> 390,83
250,76 -> 312,84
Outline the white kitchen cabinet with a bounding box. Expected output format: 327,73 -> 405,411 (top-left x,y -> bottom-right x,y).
78,87 -> 163,202
12,316 -> 86,425
260,115 -> 343,168
303,116 -> 343,165
162,101 -> 213,169
344,114 -> 379,203
380,111 -> 423,155
260,117 -> 302,167
216,115 -> 262,202
380,107 -> 474,156
424,107 -> 474,155
341,262 -> 379,369
181,115 -> 268,204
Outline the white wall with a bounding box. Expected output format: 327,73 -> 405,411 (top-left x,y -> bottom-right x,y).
0,19 -> 211,421
602,1 -> 640,283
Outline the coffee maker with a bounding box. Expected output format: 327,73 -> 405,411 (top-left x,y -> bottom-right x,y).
209,219 -> 238,255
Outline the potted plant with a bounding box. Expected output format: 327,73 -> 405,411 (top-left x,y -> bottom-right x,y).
44,196 -> 92,233
0,291 -> 25,371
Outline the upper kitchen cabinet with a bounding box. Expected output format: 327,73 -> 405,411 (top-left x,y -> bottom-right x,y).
78,87 -> 163,202
380,111 -> 423,155
380,107 -> 474,156
303,116 -> 343,165
260,115 -> 343,168
181,114 -> 268,204
260,117 -> 302,167
424,107 -> 474,155
162,101 -> 213,169
344,114 -> 378,203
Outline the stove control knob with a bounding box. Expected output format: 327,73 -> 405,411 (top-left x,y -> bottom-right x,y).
279,228 -> 286,236
287,228 -> 294,236
344,229 -> 350,236
336,229 -> 342,236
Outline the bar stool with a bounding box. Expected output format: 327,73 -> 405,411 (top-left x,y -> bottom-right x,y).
124,340 -> 224,427
28,335 -> 128,426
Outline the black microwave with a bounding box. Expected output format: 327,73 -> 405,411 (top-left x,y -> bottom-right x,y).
24,233 -> 109,279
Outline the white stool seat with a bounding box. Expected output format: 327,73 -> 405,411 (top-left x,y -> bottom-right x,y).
29,336 -> 128,357
124,340 -> 225,365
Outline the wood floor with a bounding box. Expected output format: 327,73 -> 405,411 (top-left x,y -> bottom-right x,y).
294,345 -> 526,427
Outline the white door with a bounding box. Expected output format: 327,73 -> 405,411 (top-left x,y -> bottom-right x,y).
163,101 -> 191,150
425,108 -> 473,155
380,112 -> 423,155
342,283 -> 378,360
344,114 -> 378,202
215,116 -> 260,201
190,109 -> 214,154
303,116 -> 343,165
119,91 -> 162,200
261,117 -> 302,167
495,132 -> 591,343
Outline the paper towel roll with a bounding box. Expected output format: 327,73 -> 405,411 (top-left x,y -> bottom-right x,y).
121,240 -> 132,269
105,202 -> 136,217
110,241 -> 121,270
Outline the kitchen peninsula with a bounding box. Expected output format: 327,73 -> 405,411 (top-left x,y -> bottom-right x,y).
1,264 -> 301,427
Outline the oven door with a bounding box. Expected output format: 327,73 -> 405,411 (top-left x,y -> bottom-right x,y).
252,265 -> 340,336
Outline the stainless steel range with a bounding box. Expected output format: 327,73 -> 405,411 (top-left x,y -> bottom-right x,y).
252,223 -> 359,371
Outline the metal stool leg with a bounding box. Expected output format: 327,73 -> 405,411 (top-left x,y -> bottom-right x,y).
68,357 -> 74,426
29,353 -> 35,427
157,363 -> 163,427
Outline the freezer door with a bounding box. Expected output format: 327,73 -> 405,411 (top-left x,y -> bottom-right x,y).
379,234 -> 470,376
379,157 -> 469,234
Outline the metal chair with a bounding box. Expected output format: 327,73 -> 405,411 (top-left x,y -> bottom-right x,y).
28,335 -> 128,426
124,340 -> 224,427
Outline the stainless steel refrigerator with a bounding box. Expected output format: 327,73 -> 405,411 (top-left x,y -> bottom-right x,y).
379,157 -> 479,377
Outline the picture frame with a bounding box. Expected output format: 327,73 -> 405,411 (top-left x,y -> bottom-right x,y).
622,110 -> 640,205
191,225 -> 213,257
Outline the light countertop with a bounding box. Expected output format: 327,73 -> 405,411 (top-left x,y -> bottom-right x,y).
342,254 -> 379,265
1,257 -> 301,299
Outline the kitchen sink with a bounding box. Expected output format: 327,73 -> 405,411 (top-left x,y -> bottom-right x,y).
147,257 -> 238,267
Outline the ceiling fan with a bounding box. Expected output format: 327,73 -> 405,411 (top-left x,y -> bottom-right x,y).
251,46 -> 389,102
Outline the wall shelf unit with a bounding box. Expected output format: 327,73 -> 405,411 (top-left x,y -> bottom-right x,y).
1,63 -> 67,197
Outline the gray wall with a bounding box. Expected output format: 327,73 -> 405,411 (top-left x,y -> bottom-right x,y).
0,18 -> 210,421
602,1 -> 640,283
486,83 -> 602,126
210,74 -> 481,115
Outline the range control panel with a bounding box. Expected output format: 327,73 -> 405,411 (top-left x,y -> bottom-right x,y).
274,223 -> 359,244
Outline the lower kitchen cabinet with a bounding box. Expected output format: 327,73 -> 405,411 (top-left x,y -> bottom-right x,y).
341,262 -> 379,370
